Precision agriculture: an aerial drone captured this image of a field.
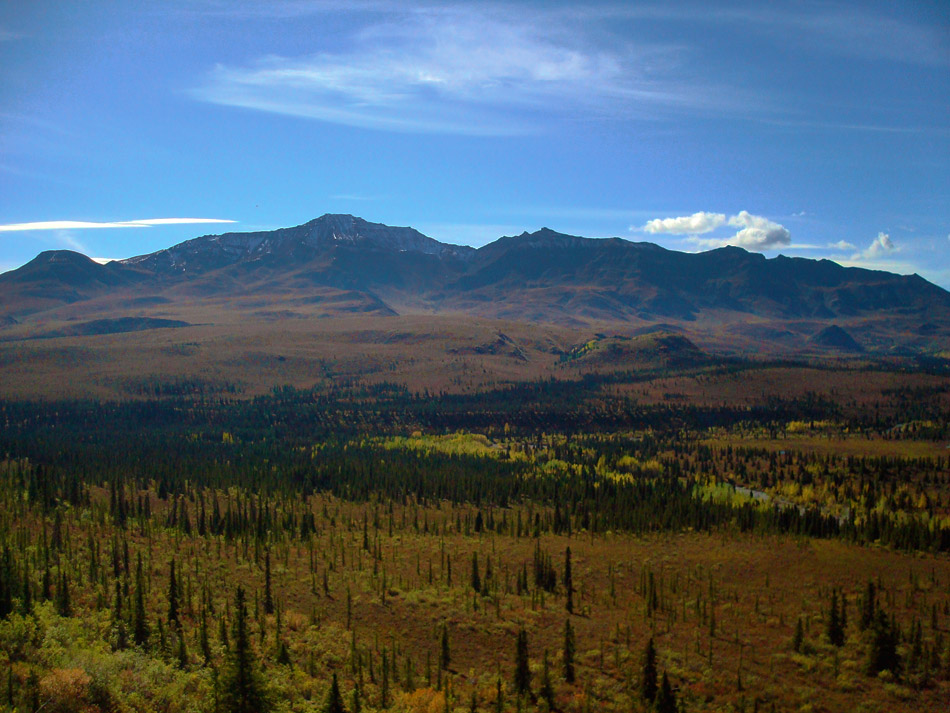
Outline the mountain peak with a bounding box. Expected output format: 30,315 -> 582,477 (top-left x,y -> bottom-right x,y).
29,249 -> 98,266
4,216 -> 948,351
120,214 -> 475,274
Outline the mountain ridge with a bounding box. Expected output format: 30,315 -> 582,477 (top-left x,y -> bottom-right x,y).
2,214 -> 948,356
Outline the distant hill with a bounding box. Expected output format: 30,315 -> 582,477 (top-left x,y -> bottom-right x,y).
808,325 -> 864,352
33,317 -> 192,340
2,214 -> 948,355
561,332 -> 706,368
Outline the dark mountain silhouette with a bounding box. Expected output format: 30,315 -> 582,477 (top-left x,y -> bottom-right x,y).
0,250 -> 143,316
2,215 -> 948,354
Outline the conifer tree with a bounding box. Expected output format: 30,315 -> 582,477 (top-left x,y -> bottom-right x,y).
220,585 -> 271,713
381,648 -> 390,708
866,609 -> 900,676
323,672 -> 347,713
168,558 -> 179,627
219,614 -> 230,651
200,608 -> 212,664
113,579 -> 128,650
277,638 -> 292,666
563,619 -> 575,683
640,637 -> 657,702
564,546 -> 573,614
440,623 -> 451,670
654,672 -> 677,713
827,588 -> 845,647
793,617 -> 804,653
514,628 -> 531,696
177,629 -> 189,669
264,549 -> 274,615
19,569 -> 31,616
539,649 -> 554,708
0,548 -> 14,619
859,581 -> 876,631
471,552 -> 481,593
55,570 -> 70,617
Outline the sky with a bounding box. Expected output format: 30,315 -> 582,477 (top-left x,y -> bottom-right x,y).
1,1 -> 948,286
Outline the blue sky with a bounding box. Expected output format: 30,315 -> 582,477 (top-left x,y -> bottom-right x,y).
1,1 -> 948,286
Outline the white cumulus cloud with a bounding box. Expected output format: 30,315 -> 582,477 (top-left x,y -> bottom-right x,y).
722,211 -> 791,250
852,231 -> 896,261
642,210 -> 791,252
641,212 -> 726,235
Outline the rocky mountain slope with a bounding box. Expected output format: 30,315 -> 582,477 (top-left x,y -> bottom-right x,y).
2,214 -> 948,355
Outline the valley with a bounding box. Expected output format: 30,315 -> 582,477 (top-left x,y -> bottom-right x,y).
0,216 -> 948,712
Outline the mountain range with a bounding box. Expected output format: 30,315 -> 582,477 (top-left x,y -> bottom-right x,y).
2,214 -> 949,356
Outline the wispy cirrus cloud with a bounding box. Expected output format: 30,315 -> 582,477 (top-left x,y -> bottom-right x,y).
190,5 -> 741,135
0,218 -> 236,232
185,2 -> 950,69
188,2 -> 948,136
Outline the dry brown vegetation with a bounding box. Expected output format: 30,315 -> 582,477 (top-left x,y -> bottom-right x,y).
1,311 -> 949,712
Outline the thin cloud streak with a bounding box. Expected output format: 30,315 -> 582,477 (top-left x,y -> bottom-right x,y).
0,218 -> 236,232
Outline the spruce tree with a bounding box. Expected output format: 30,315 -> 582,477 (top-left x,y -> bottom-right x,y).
440,623 -> 451,670
514,628 -> 531,696
381,648 -> 390,708
564,547 -> 573,614
640,637 -> 657,702
539,649 -> 554,708
654,672 -> 677,713
471,552 -> 481,593
793,617 -> 804,653
220,585 -> 271,713
55,570 -> 70,617
828,588 -> 845,647
859,581 -> 876,631
113,579 -> 128,650
264,549 -> 274,615
277,639 -> 292,667
563,619 -> 575,683
200,608 -> 212,664
866,609 -> 900,676
177,629 -> 189,669
132,556 -> 149,647
168,558 -> 179,627
19,569 -> 31,616
0,547 -> 13,619
323,672 -> 347,713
